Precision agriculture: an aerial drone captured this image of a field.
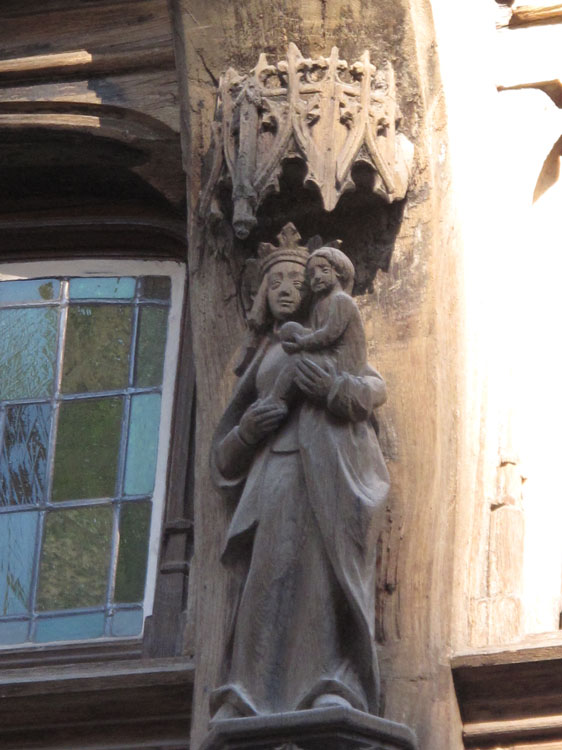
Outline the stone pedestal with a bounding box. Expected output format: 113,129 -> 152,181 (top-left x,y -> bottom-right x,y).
200,706 -> 417,750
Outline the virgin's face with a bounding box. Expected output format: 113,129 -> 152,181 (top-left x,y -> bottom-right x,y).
266,261 -> 308,321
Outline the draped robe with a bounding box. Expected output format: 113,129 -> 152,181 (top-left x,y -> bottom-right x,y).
211,332 -> 390,717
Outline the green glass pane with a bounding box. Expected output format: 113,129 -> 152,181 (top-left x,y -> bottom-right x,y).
1,404 -> 51,507
61,304 -> 133,394
35,611 -> 105,642
140,276 -> 171,301
1,279 -> 59,303
0,308 -> 57,401
37,506 -> 113,610
69,277 -> 135,300
124,394 -> 161,496
52,397 -> 122,501
114,502 -> 151,603
0,511 -> 38,615
111,608 -> 143,636
134,307 -> 168,387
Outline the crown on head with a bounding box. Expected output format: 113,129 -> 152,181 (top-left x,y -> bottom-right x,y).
257,223 -> 310,278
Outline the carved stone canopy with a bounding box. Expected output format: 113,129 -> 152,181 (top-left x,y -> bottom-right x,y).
200,44 -> 414,239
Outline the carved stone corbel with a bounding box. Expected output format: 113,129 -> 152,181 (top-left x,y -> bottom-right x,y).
199,43 -> 414,239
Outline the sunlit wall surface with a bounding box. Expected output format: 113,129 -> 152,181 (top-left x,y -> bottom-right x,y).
0,261 -> 185,645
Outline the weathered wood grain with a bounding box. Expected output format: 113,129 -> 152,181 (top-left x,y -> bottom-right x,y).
170,2 -> 469,749
0,0 -> 174,62
511,3 -> 562,25
0,48 -> 175,83
0,0 -> 186,257
0,658 -> 194,750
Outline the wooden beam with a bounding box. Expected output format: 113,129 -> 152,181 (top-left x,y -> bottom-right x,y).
464,715 -> 562,747
453,639 -> 562,746
0,658 -> 194,749
510,3 -> 562,26
0,47 -> 175,85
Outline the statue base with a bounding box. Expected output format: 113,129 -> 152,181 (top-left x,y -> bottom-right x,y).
200,706 -> 417,750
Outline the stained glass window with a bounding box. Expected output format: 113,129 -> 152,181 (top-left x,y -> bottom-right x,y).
0,264 -> 183,645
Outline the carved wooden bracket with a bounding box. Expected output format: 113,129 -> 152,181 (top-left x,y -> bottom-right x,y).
200,43 -> 414,239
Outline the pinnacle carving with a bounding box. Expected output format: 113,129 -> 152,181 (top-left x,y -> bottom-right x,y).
200,43 -> 414,239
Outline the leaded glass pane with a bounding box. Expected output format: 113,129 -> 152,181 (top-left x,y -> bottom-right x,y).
139,276 -> 171,301
134,306 -> 168,387
0,619 -> 29,645
37,506 -> 113,610
0,403 -> 50,506
35,611 -> 105,642
111,608 -> 143,637
1,278 -> 60,304
69,277 -> 135,300
52,397 -> 122,501
124,393 -> 161,496
62,305 -> 132,393
0,307 -> 57,400
114,502 -> 152,603
0,511 -> 38,615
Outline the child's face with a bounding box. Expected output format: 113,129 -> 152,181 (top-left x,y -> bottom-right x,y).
307,257 -> 339,294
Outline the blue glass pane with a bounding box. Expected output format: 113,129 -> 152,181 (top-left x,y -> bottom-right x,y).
0,279 -> 60,303
0,619 -> 29,645
124,393 -> 161,496
0,511 -> 38,615
0,404 -> 51,506
69,277 -> 135,300
35,611 -> 105,642
0,308 -> 57,401
111,608 -> 143,637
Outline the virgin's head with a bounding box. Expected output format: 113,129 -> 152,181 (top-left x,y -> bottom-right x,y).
247,260 -> 310,332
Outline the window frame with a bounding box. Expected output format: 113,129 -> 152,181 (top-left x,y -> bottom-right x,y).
0,257 -> 194,669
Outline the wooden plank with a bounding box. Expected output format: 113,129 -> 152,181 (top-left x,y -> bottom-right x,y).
0,657 -> 194,696
0,658 -> 194,748
464,715 -> 562,746
0,718 -> 190,750
0,0 -> 173,62
452,637 -> 562,669
0,48 -> 175,83
510,3 -> 562,25
453,641 -> 562,731
0,70 -> 181,134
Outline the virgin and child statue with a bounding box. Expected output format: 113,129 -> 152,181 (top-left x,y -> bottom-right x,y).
210,225 -> 390,720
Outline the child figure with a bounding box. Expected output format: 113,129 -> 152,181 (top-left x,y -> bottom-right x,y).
270,245 -> 367,408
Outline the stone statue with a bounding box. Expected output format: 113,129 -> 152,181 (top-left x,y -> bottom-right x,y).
270,244 -> 367,412
211,223 -> 390,721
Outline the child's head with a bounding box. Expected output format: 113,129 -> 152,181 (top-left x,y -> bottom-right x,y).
307,246 -> 355,294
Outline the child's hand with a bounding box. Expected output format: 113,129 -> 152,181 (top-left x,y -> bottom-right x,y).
279,321 -> 305,341
282,335 -> 303,354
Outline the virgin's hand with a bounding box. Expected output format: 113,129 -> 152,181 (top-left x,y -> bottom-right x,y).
238,398 -> 287,445
295,358 -> 337,402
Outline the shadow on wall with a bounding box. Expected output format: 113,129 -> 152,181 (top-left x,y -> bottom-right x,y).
214,159 -> 406,308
